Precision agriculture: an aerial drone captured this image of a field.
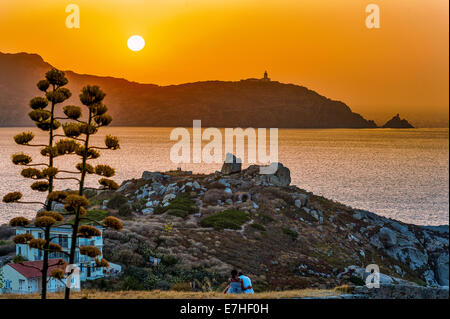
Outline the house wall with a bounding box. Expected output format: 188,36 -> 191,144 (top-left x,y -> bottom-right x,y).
15,226 -> 106,283
1,264 -> 30,294
0,265 -> 68,294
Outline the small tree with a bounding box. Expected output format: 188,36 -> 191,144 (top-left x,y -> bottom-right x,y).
3,69 -> 73,299
47,85 -> 122,300
3,71 -> 122,299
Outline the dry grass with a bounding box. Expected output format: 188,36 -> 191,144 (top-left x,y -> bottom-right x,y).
1,289 -> 339,299
334,285 -> 354,294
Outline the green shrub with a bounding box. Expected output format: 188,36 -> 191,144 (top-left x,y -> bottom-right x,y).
250,223 -> 266,232
70,209 -> 108,225
83,189 -> 97,199
282,228 -> 298,240
122,276 -> 144,291
86,209 -> 109,220
107,194 -> 128,209
258,213 -> 275,224
167,209 -> 189,218
156,193 -> 197,216
200,209 -> 250,230
0,241 -> 15,257
132,198 -> 147,212
13,255 -> 27,263
161,255 -> 179,267
0,225 -> 15,240
155,280 -> 171,291
118,204 -> 132,216
350,276 -> 366,286
167,194 -> 197,213
153,205 -> 166,215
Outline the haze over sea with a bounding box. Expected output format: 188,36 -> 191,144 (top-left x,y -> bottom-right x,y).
0,127 -> 448,226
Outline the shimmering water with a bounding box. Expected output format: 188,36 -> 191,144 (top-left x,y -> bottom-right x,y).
0,127 -> 448,226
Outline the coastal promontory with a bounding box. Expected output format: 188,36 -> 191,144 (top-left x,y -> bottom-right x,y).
0,52 -> 377,128
382,114 -> 415,128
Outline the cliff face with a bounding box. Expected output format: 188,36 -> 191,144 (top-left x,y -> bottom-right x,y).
0,52 -> 377,128
382,114 -> 414,128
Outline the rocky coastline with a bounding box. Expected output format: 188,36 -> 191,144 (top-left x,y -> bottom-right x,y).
0,156 -> 448,298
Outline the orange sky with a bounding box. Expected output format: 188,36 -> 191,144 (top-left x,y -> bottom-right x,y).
0,0 -> 448,126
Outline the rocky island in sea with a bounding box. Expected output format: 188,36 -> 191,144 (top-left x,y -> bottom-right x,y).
2,156 -> 446,299
383,114 -> 415,128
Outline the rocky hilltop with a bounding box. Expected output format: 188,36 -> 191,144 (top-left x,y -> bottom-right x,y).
87,159 -> 449,290
0,158 -> 448,297
0,52 -> 377,128
382,114 -> 414,128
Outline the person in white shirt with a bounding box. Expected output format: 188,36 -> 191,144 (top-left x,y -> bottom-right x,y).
238,272 -> 254,294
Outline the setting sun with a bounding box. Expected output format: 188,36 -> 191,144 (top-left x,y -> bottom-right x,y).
127,35 -> 145,52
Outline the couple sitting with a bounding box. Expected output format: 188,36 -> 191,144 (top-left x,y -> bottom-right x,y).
223,269 -> 254,294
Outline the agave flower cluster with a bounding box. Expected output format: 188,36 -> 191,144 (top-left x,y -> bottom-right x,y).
2,69 -> 123,299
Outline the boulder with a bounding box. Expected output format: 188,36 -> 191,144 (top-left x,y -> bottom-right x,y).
142,171 -> 165,181
117,181 -> 133,192
267,163 -> 291,187
378,227 -> 397,248
51,202 -> 65,212
142,208 -> 154,215
294,194 -> 308,208
162,193 -> 176,203
218,179 -> 231,187
436,252 -> 449,286
152,182 -> 164,194
165,183 -> 179,194
192,181 -> 201,190
221,153 -> 242,175
423,270 -> 439,287
396,247 -> 428,271
204,189 -> 231,205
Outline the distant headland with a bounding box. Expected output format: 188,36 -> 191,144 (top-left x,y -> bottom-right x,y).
0,51 -> 405,129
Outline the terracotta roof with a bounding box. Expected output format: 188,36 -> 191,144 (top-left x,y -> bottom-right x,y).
8,259 -> 67,279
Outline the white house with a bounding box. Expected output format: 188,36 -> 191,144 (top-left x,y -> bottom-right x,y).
1,225 -> 121,294
15,225 -> 105,281
0,259 -> 67,294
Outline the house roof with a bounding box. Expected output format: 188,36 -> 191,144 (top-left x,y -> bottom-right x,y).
8,259 -> 67,279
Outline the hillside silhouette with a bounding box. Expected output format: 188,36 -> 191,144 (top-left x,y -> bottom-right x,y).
0,52 -> 377,128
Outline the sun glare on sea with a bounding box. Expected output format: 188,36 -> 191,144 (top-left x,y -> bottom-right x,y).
127,35 -> 145,52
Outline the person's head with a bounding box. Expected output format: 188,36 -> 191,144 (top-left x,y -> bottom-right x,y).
231,269 -> 238,278
238,272 -> 243,277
